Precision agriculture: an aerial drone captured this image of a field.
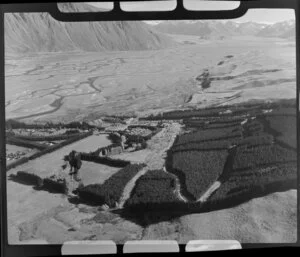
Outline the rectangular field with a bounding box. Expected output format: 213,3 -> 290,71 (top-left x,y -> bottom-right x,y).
208,162 -> 297,205
174,127 -> 242,146
6,144 -> 39,166
125,169 -> 179,209
7,134 -> 112,179
77,164 -> 146,207
266,115 -> 296,149
170,150 -> 228,200
232,144 -> 297,171
79,161 -> 120,186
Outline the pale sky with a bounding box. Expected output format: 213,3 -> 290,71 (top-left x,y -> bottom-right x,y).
88,1 -> 295,24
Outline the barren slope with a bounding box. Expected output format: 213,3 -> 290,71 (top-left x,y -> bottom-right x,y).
5,3 -> 172,54
179,190 -> 297,243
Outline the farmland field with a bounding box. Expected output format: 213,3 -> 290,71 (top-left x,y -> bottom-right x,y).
265,115 -> 296,149
7,134 -> 112,179
232,144 -> 297,170
207,162 -> 297,210
174,126 -> 242,146
79,161 -> 120,186
78,164 -> 146,207
6,144 -> 39,165
125,169 -> 180,209
169,150 -> 229,200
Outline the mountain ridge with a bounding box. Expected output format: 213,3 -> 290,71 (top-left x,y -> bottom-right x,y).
5,2 -> 173,54
151,20 -> 295,39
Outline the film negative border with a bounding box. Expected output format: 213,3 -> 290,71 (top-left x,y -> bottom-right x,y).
0,1 -> 299,256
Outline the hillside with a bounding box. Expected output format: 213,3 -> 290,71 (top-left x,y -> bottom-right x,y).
152,20 -> 295,39
58,2 -> 108,12
4,3 -> 172,54
256,20 -> 296,39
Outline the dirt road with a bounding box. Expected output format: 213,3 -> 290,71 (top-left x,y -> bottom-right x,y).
118,167 -> 148,208
145,122 -> 182,170
163,166 -> 188,203
197,181 -> 221,203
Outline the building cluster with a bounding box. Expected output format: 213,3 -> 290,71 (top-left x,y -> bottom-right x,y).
6,150 -> 27,161
125,127 -> 152,137
98,144 -> 124,157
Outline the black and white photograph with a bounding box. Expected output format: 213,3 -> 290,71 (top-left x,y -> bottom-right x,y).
4,2 -> 297,245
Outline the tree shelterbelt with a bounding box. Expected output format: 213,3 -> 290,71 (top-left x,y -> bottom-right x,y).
123,99 -> 297,212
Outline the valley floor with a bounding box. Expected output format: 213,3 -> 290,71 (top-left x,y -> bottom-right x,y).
5,35 -> 297,245
5,36 -> 296,123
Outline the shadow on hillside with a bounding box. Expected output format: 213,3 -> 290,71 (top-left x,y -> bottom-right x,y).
218,146 -> 237,183
256,115 -> 297,152
67,194 -> 102,207
111,179 -> 296,227
8,173 -> 67,195
8,173 -> 38,186
32,185 -> 66,194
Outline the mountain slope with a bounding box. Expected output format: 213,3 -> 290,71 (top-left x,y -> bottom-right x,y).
5,3 -> 172,53
58,2 -> 109,12
256,20 -> 295,39
152,20 -> 295,39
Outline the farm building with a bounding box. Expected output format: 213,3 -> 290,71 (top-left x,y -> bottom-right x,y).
97,143 -> 124,157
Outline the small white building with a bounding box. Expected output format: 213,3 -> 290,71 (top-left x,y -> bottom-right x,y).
219,109 -> 233,115
262,109 -> 273,114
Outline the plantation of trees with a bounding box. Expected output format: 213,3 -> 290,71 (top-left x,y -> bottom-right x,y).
183,116 -> 244,126
11,132 -> 85,142
265,115 -> 296,149
243,120 -> 264,137
125,170 -> 179,209
171,140 -> 231,152
232,144 -> 297,171
174,127 -> 242,146
170,150 -> 228,200
237,134 -> 274,147
184,120 -> 243,130
208,162 -> 297,205
206,116 -> 245,124
5,119 -> 98,130
171,134 -> 275,153
6,136 -> 49,150
6,98 -> 296,213
203,123 -> 243,130
77,163 -> 146,207
267,106 -> 296,116
162,99 -> 297,210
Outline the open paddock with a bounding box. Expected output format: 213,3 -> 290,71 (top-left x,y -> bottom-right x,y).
76,161 -> 120,186
6,144 -> 39,166
7,134 -> 112,180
